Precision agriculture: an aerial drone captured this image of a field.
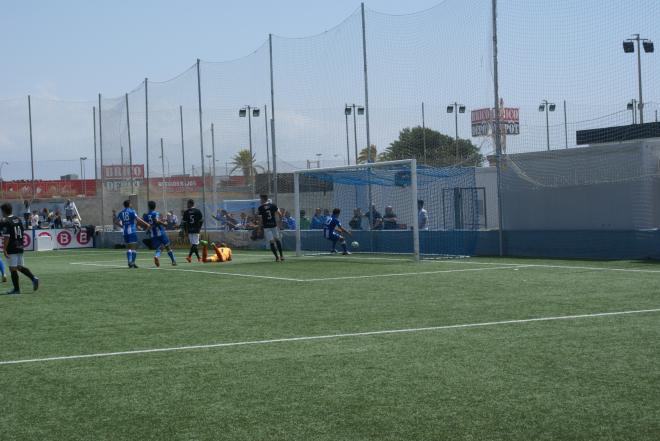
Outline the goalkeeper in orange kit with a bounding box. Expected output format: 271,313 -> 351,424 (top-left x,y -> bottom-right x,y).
200,240 -> 232,262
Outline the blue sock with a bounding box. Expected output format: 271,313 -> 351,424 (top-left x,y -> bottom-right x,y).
126,251 -> 132,264
0,257 -> 4,276
167,250 -> 175,263
341,241 -> 348,252
131,250 -> 137,263
155,249 -> 161,259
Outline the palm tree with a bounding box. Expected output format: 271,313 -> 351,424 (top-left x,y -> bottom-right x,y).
357,145 -> 380,164
230,149 -> 264,187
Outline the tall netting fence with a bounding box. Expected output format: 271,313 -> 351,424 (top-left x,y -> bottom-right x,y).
1,0 -> 660,257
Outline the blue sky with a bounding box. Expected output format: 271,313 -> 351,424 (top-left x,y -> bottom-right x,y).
0,0 -> 441,100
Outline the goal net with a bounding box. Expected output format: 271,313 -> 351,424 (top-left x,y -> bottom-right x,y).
292,160 -> 480,260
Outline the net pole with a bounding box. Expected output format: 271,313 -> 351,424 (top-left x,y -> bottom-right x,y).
98,93 -> 105,228
344,106 -> 350,165
264,105 -> 271,194
92,106 -> 97,182
492,0 -> 504,257
125,93 -> 135,195
410,159 -> 420,261
160,138 -> 166,213
27,95 -> 35,200
269,34 -> 278,203
563,100 -> 568,149
144,78 -> 150,203
196,59 -> 207,235
211,123 -> 217,216
360,3 -> 372,163
179,105 -> 186,176
422,102 -> 427,165
294,172 -> 301,257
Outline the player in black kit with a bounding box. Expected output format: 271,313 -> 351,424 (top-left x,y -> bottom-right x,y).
1,203 -> 39,294
257,194 -> 284,262
182,199 -> 204,263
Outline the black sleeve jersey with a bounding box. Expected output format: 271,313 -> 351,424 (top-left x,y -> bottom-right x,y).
257,203 -> 278,228
1,215 -> 25,254
183,208 -> 204,233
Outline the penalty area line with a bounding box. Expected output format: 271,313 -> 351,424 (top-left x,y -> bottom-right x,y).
1,307 -> 658,366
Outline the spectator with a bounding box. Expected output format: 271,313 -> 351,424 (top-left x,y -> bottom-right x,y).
167,211 -> 179,229
111,209 -> 120,231
225,212 -> 238,230
383,205 -> 398,230
299,210 -> 310,229
282,210 -> 296,230
30,210 -> 39,230
349,208 -> 363,230
71,215 -> 82,233
311,208 -> 325,229
64,199 -> 78,222
23,200 -> 31,228
53,209 -> 63,229
236,212 -> 249,229
364,204 -> 383,230
418,200 -> 428,231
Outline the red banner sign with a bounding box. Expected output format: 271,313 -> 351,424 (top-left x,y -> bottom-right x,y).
102,165 -> 145,180
0,180 -> 96,199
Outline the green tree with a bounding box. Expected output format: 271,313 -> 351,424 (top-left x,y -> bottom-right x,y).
357,145 -> 380,164
230,149 -> 264,185
380,126 -> 483,167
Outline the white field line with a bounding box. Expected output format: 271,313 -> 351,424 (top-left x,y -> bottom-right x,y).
70,262 -> 302,282
302,265 -> 528,282
70,261 -> 523,282
1,307 -> 658,366
446,260 -> 660,274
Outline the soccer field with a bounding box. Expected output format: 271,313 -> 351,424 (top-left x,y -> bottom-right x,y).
1,249 -> 659,440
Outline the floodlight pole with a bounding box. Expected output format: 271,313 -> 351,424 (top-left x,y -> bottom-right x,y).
294,172 -> 301,257
563,100 -> 568,149
411,158 -> 420,261
492,0 -> 504,257
92,106 -> 97,182
211,123 -> 217,210
635,35 -> 644,124
125,93 -> 135,195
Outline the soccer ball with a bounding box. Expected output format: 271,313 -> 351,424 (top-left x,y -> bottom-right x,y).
351,241 -> 359,249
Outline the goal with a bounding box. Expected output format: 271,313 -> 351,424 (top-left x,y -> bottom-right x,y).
292,160 -> 481,260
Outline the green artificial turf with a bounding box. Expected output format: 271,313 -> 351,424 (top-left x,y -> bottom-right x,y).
0,249 -> 659,440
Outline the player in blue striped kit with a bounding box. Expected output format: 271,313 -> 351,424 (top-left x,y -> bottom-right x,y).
143,200 -> 177,267
115,200 -> 150,268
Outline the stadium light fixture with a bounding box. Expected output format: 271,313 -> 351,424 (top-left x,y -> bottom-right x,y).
345,104 -> 365,164
238,108 -> 247,117
539,100 -> 556,151
239,105 -> 261,182
447,102 -> 466,151
623,34 -> 654,124
252,108 -> 260,117
627,99 -> 638,124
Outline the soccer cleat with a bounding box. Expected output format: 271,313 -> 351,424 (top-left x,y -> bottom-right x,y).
275,256 -> 281,262
128,263 -> 134,269
342,251 -> 351,255
330,249 -> 338,254
1,275 -> 6,283
279,256 -> 285,262
185,256 -> 192,263
171,261 -> 177,266
154,257 -> 160,268
32,277 -> 39,291
132,263 -> 139,269
199,240 -> 208,246
6,289 -> 20,295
